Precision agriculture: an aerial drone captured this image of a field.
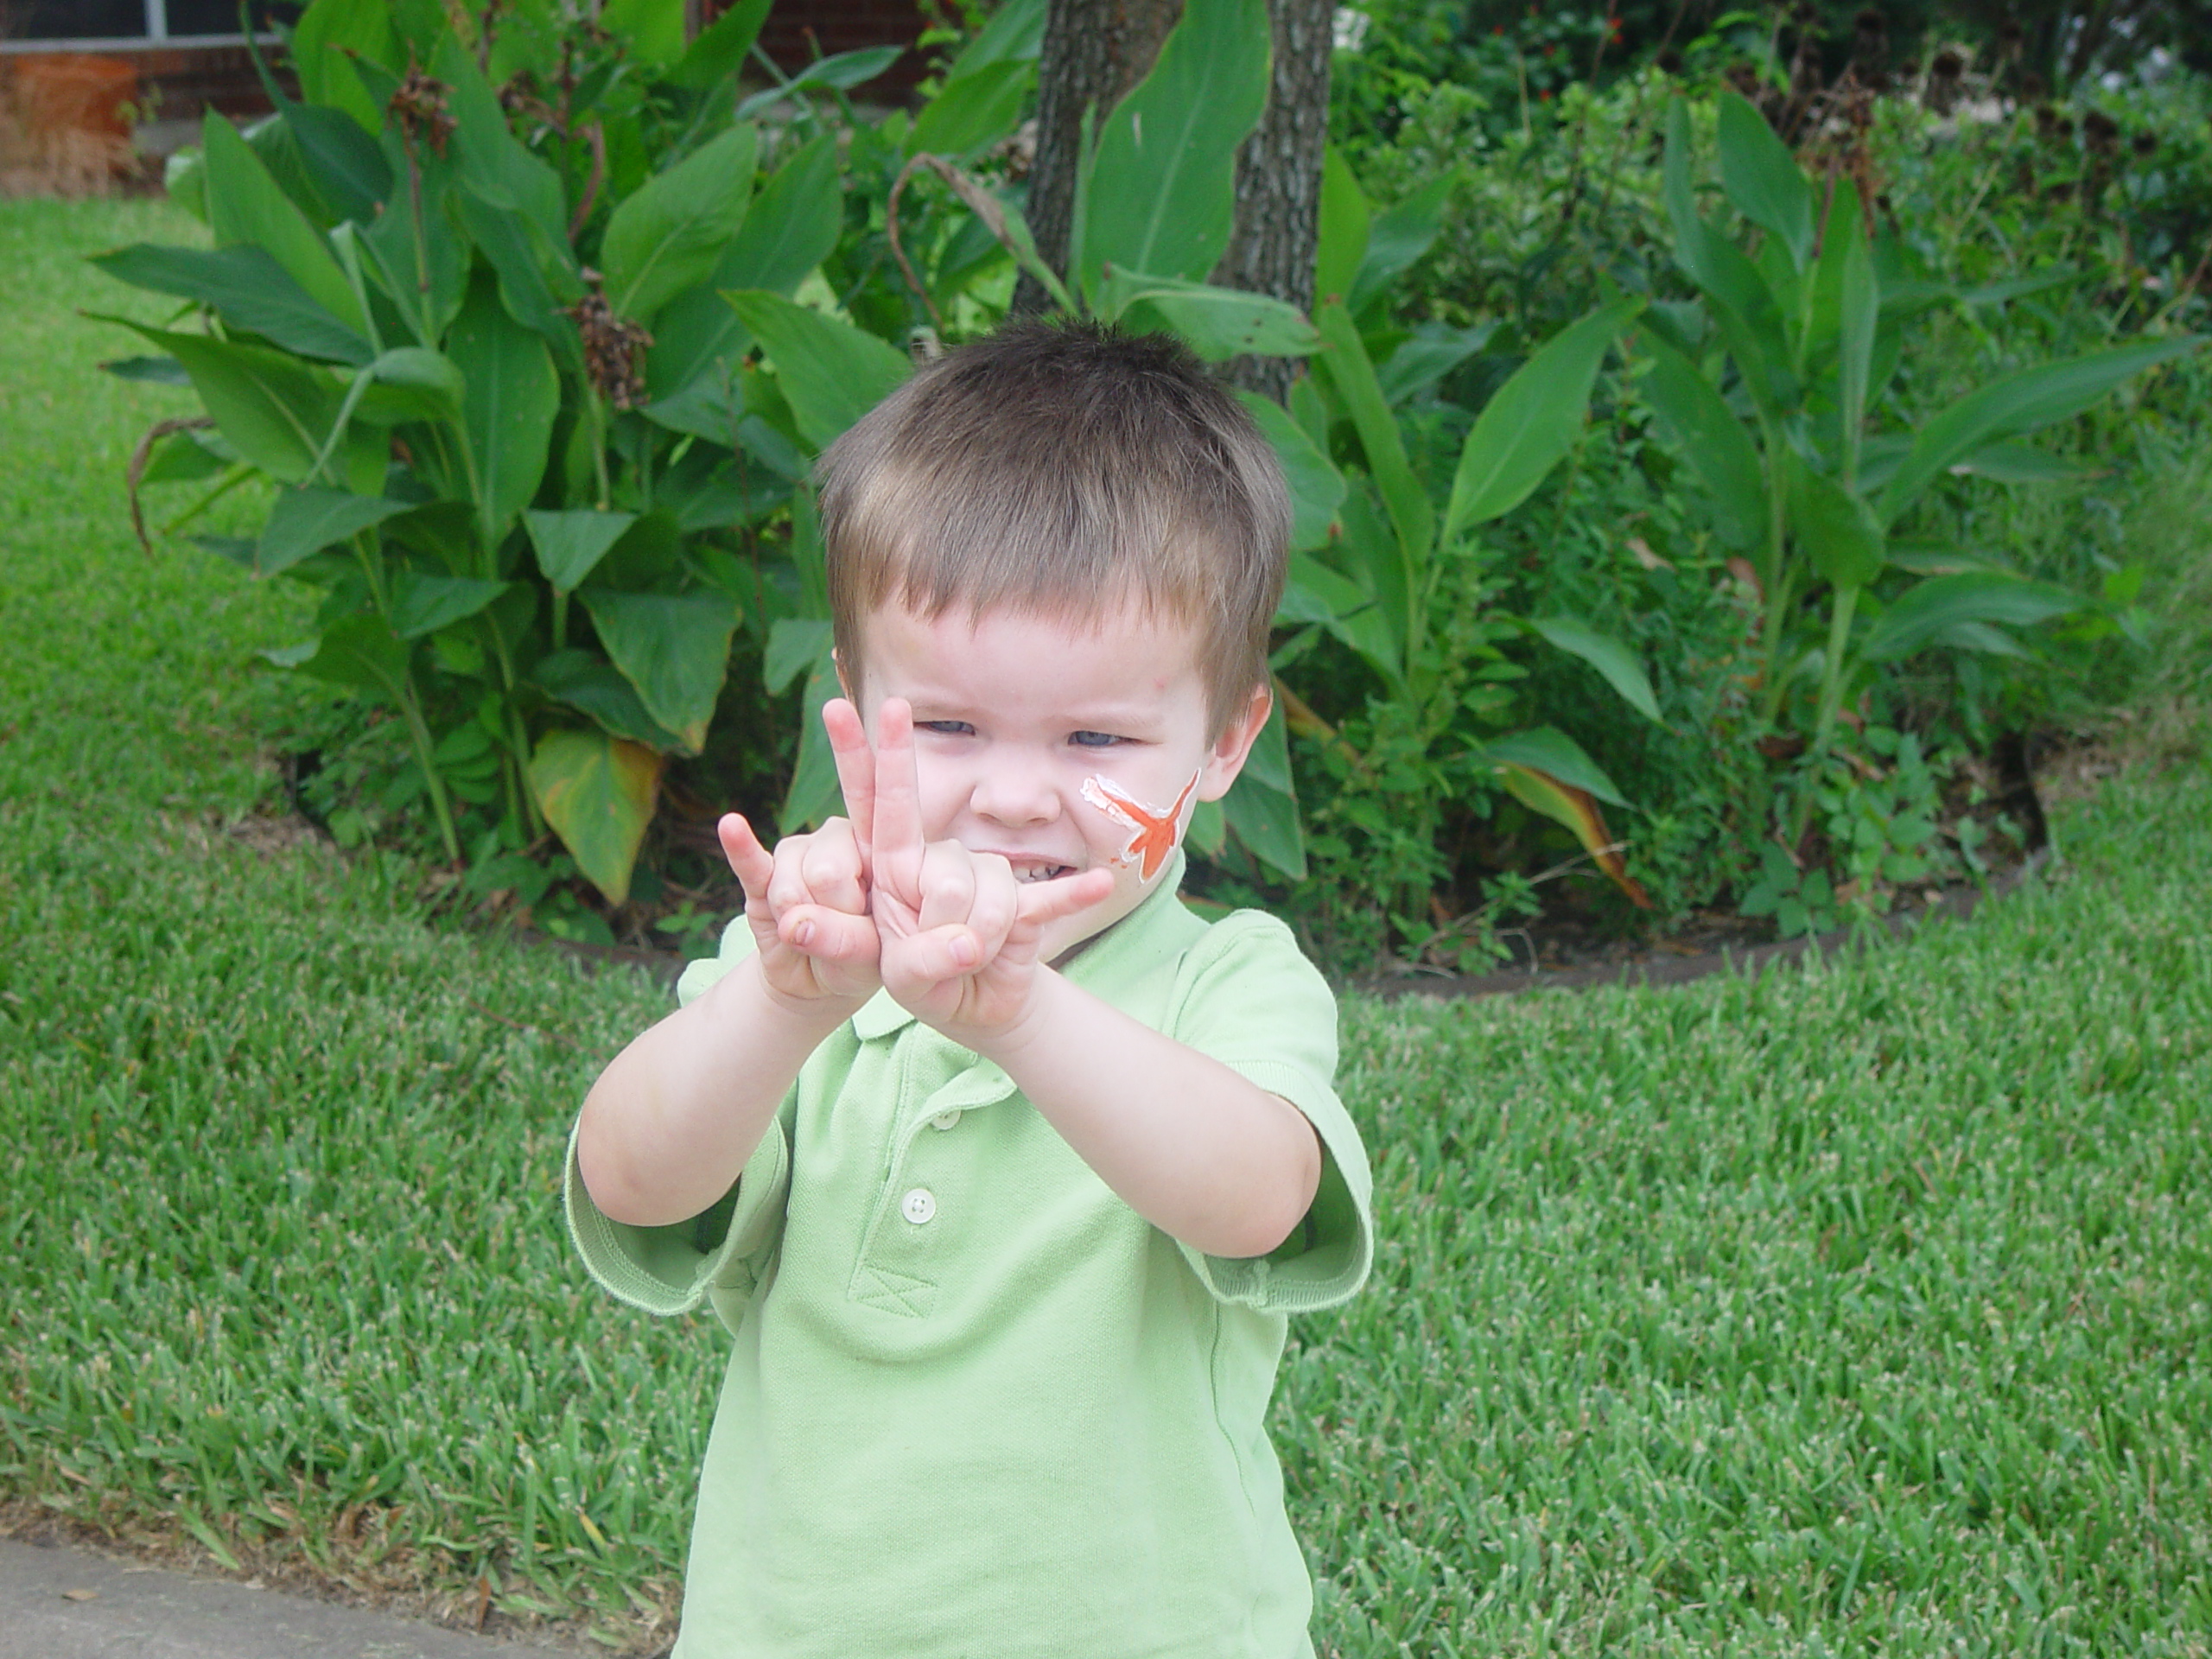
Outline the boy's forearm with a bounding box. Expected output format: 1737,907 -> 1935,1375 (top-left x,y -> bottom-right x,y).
576,957 -> 855,1228
973,971 -> 1322,1260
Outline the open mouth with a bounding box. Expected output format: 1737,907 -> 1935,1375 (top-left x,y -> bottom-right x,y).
1009,861 -> 1075,884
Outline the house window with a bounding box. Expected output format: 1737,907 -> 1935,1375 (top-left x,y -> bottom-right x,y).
3,1 -> 301,47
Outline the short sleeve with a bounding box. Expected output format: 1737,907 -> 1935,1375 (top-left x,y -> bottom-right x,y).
562,916 -> 792,1333
1164,911 -> 1372,1313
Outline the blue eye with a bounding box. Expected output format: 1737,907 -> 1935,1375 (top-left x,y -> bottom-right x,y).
1070,730 -> 1122,749
918,720 -> 975,737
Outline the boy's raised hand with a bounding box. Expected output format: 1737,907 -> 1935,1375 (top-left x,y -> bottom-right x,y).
714,701 -> 882,1007
862,698 -> 1115,1039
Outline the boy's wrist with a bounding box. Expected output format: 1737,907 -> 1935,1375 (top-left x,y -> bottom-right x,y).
728,954 -> 872,1037
961,967 -> 1068,1069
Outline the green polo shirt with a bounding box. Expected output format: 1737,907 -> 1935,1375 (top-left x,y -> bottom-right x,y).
565,857 -> 1372,1658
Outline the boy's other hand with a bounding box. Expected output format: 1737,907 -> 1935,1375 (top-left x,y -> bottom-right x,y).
714,703 -> 885,1007
861,698 -> 1114,1040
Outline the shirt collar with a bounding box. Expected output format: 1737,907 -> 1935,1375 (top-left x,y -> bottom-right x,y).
849,849 -> 1194,1043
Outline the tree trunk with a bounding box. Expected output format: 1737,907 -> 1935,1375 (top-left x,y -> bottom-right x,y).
1012,0 -> 1186,315
1211,0 -> 1332,400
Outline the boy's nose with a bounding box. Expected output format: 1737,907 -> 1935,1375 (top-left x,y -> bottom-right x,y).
969,760 -> 1061,827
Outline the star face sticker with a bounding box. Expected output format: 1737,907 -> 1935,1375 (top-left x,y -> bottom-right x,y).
1079,771 -> 1201,884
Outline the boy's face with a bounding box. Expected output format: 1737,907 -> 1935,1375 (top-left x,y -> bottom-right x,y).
849,600 -> 1271,960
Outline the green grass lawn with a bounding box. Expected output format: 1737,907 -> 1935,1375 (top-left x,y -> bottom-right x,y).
4,197 -> 2209,1656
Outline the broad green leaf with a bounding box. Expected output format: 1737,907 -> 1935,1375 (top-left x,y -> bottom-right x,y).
1858,573 -> 2080,664
1480,725 -> 1625,805
257,488 -> 409,575
448,274 -> 559,547
532,651 -> 685,749
1877,335 -> 2206,523
1948,439 -> 2090,485
1314,148 -> 1370,308
1079,0 -> 1270,295
105,318 -> 381,491
270,612 -> 410,698
1789,464 -> 1886,590
140,429 -> 228,483
90,243 -> 372,365
165,146 -> 207,222
1446,297 -> 1642,539
600,0 -> 686,67
1184,797 -> 1228,859
1313,301 -> 1431,572
779,652 -> 846,833
524,509 -> 638,592
909,60 -> 1033,160
359,146 -> 467,341
1222,768 -> 1306,880
435,35 -> 568,244
647,131 -> 842,397
281,102 -> 393,225
602,124 -> 760,323
725,290 -> 912,453
734,46 -> 905,120
944,0 -> 1046,79
1099,267 -> 1321,360
391,573 -> 510,639
579,588 -> 741,753
1526,616 -> 1662,724
1637,333 -> 1766,553
101,353 -> 191,385
1243,695 -> 1294,793
1494,759 -> 1649,905
1347,173 -> 1452,315
1284,546 -> 1402,693
1716,91 -> 1814,272
354,346 -> 467,426
668,0 -> 772,89
1820,180 -> 1876,481
1375,321 -> 1494,407
201,112 -> 371,340
1237,391 -> 1344,553
1662,99 -> 1796,420
530,727 -> 664,904
766,617 -> 835,695
290,0 -> 398,126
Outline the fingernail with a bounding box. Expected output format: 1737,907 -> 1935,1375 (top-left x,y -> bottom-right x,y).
951,935 -> 978,968
793,921 -> 814,948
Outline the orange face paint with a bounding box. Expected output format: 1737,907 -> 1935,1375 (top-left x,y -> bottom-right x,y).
1080,771 -> 1201,884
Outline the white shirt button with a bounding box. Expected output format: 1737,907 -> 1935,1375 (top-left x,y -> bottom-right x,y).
929,1109 -> 962,1132
899,1187 -> 937,1224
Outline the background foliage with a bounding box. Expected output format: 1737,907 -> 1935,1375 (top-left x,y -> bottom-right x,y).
108,0 -> 2212,975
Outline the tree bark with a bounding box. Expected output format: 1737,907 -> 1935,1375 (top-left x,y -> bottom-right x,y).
1012,0 -> 1186,315
1211,0 -> 1332,400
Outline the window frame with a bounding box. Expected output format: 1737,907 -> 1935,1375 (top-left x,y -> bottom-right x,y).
1,0 -> 284,52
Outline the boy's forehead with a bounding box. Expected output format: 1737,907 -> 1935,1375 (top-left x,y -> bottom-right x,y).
859,594 -> 1203,659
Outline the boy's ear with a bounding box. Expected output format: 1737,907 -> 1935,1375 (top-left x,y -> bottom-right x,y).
1197,683 -> 1274,802
832,646 -> 855,703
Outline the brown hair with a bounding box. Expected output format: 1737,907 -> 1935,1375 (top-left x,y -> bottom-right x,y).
816,320 -> 1291,735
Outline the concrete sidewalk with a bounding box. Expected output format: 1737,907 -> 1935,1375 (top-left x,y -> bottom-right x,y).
0,1538 -> 589,1658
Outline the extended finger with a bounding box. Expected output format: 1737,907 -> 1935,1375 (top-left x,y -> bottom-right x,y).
823,699 -> 876,855
717,813 -> 776,903
1014,867 -> 1118,933
868,697 -> 925,903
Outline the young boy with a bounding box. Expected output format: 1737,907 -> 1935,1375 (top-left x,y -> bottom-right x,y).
568,321 -> 1373,1657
